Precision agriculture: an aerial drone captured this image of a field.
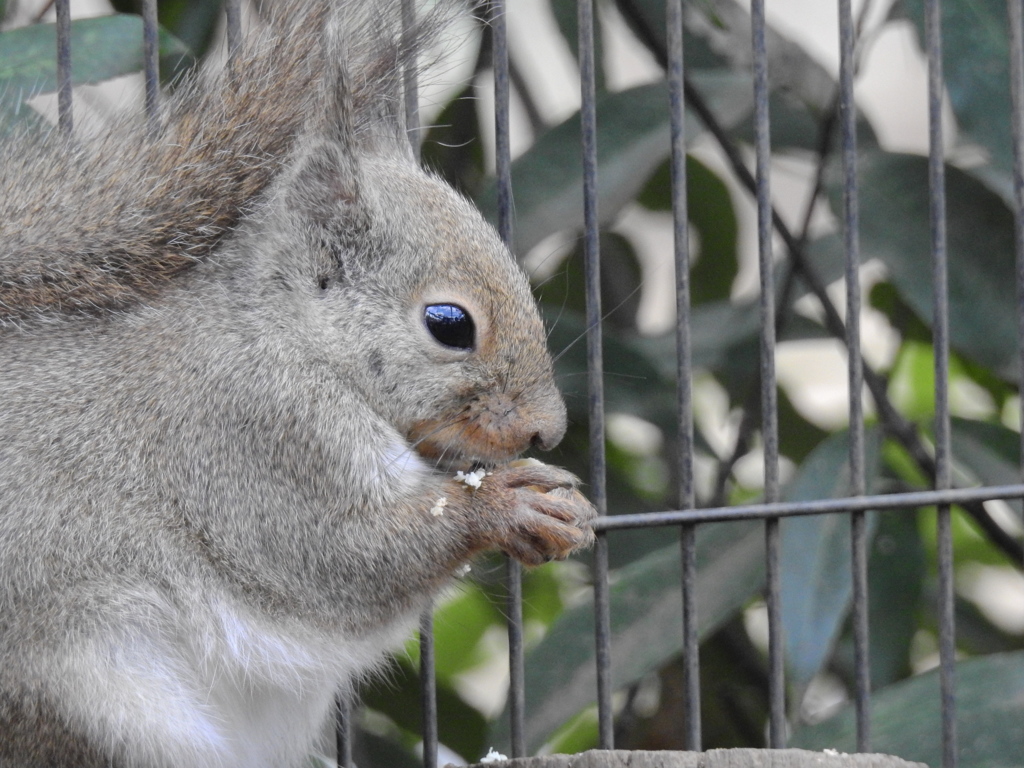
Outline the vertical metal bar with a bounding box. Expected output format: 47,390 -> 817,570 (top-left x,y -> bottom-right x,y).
506,559 -> 526,757
924,1 -> 958,766
402,0 -> 421,154
666,0 -> 700,751
750,0 -> 784,747
419,609 -> 438,768
493,0 -> 513,247
55,0 -> 72,135
142,0 -> 160,130
1009,0 -> 1024,519
490,1 -> 527,755
577,0 -> 612,750
838,0 -> 870,752
224,0 -> 243,58
335,693 -> 353,768
393,9 -> 437,762
593,534 -> 613,749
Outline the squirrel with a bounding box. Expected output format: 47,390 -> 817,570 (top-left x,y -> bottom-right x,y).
0,1 -> 597,766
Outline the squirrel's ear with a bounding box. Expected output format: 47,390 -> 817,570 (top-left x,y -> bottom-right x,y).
287,142 -> 361,229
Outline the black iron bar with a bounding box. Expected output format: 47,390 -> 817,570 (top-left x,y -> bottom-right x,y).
142,0 -> 160,131
490,0 -> 527,755
224,0 -> 242,58
396,8 -> 439,763
593,534 -> 613,749
838,0 -> 870,752
1009,0 -> 1024,523
666,0 -> 699,750
577,0 -> 612,749
924,1 -> 958,765
419,608 -> 438,768
615,0 -> 1023,567
593,484 -> 1024,530
506,559 -> 526,757
686,69 -> 1022,564
493,0 -> 513,247
402,0 -> 421,153
55,0 -> 72,135
749,0 -> 785,747
335,694 -> 352,768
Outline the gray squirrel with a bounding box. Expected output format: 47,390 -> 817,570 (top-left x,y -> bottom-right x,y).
0,1 -> 596,766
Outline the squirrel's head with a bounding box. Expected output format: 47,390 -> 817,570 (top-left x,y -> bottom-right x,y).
255,137 -> 566,470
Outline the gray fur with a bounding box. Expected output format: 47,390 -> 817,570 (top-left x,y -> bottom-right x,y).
0,2 -> 595,766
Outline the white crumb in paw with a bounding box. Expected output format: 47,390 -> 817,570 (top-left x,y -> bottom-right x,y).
455,468 -> 487,489
480,748 -> 508,763
429,497 -> 448,517
455,563 -> 472,577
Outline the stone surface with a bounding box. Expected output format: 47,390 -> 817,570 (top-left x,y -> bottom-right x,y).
458,749 -> 928,768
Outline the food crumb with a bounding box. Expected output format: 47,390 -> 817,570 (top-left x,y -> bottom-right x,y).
429,497 -> 448,517
455,563 -> 471,577
479,748 -> 508,764
455,468 -> 487,489
823,749 -> 841,756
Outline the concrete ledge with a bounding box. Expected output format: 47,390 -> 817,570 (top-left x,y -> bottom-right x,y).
462,749 -> 926,768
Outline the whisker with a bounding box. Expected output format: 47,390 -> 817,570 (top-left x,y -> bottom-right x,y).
551,280 -> 644,365
379,412 -> 474,474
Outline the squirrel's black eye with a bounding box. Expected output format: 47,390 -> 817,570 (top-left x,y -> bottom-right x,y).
424,304 -> 475,351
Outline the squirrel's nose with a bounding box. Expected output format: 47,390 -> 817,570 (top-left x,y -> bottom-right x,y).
526,386 -> 567,451
530,414 -> 566,452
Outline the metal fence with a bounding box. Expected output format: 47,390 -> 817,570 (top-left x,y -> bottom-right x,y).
438,2 -> 1024,767
45,1 -> 1024,767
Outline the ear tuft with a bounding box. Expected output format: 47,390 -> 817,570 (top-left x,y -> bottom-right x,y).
288,143 -> 361,228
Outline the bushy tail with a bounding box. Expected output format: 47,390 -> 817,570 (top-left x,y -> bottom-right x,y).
0,0 -> 460,325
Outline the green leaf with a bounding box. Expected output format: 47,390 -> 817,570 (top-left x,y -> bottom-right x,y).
888,340 -> 937,421
422,84 -> 486,199
632,298 -> 828,389
776,387 -> 831,465
901,0 -> 1014,200
354,727 -> 422,768
491,520 -> 766,753
781,428 -> 882,696
951,418 -> 1023,515
545,308 -> 676,428
684,0 -> 836,115
617,0 -> 734,70
157,0 -> 225,58
0,15 -> 193,99
537,233 -> 643,330
791,651 -> 1024,767
476,72 -> 753,256
546,0 -> 604,90
866,511 -> 926,689
636,155 -> 739,305
848,152 -> 1019,382
360,657 -> 488,762
615,0 -> 838,117
403,586 -> 502,681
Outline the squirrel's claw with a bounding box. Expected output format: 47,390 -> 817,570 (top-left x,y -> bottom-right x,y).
462,462 -> 597,565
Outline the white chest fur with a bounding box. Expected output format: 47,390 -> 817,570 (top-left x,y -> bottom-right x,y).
54,593 -> 410,768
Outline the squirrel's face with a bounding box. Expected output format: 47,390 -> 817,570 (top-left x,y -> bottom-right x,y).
277,144 -> 566,470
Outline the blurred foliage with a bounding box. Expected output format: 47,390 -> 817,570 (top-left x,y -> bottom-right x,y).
2,0 -> 1022,766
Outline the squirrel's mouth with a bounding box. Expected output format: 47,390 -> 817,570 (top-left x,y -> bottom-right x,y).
410,441 -> 500,475
407,422 -> 517,474
407,409 -> 536,472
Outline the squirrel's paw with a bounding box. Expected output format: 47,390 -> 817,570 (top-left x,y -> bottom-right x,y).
470,463 -> 597,566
